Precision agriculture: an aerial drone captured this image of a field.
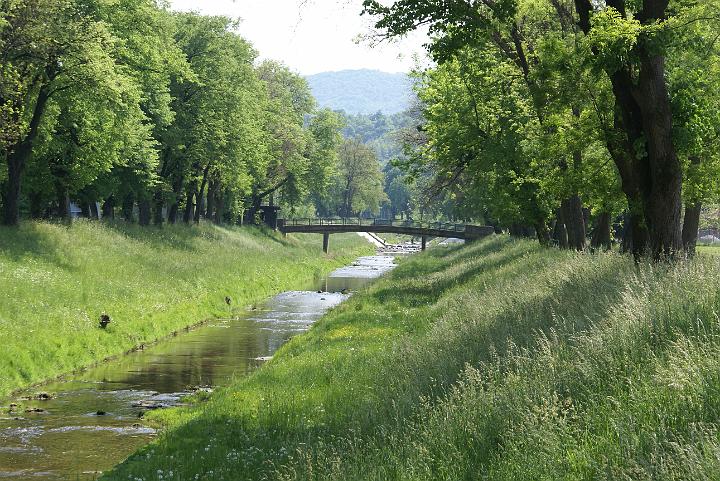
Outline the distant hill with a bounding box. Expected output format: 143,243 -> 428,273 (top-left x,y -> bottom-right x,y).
306,69 -> 412,115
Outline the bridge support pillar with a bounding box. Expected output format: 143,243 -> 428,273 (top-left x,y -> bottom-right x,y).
421,236 -> 427,251
323,233 -> 330,254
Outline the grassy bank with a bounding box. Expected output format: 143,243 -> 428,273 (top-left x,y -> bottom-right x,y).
105,236 -> 720,481
0,220 -> 372,398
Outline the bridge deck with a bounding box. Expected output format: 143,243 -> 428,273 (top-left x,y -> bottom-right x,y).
278,219 -> 494,241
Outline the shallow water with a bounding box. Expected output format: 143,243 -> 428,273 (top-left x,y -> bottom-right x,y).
0,254 -> 396,480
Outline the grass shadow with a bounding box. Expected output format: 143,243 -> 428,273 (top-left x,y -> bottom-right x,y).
372,239 -> 532,307
0,221 -> 77,270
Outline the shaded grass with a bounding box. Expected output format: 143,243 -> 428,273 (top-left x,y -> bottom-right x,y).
0,220 -> 372,398
104,236 -> 720,481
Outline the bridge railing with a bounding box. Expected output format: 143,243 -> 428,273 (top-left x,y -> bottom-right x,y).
279,218 -> 467,233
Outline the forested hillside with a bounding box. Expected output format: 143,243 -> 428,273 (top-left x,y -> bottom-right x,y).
306,69 -> 412,114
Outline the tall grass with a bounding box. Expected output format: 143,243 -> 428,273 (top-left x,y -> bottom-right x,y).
104,236 -> 720,481
0,220 -> 372,398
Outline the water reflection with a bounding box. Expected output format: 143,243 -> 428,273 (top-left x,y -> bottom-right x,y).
0,255 -> 395,480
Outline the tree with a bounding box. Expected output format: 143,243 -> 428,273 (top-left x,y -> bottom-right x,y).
1,0 -> 123,225
244,61 -> 316,223
363,0 -> 720,258
333,138 -> 386,217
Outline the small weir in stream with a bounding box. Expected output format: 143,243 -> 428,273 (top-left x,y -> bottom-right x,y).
0,251 -> 401,480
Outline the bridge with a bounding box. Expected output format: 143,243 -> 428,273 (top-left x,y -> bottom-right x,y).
277,218 -> 495,253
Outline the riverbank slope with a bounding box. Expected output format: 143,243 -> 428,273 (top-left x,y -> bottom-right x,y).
104,235 -> 720,480
0,221 -> 372,398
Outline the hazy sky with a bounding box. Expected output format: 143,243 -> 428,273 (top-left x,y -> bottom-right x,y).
168,0 -> 429,75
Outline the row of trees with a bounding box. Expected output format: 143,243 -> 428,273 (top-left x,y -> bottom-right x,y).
0,0 -> 345,227
363,0 -> 720,259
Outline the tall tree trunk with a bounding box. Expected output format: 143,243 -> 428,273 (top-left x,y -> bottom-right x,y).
168,203 -> 179,224
29,191 -> 44,219
122,194 -> 135,223
56,184 -> 71,220
244,194 -> 262,225
206,179 -> 217,219
102,196 -> 115,219
635,55 -> 683,259
89,201 -> 100,220
183,189 -> 195,224
153,190 -> 164,226
2,156 -> 24,225
606,125 -> 650,259
168,175 -> 184,224
561,195 -> 586,250
80,202 -> 91,218
214,189 -> 225,225
194,163 -> 212,223
168,203 -> 178,224
138,199 -> 151,226
194,189 -> 204,223
591,211 -> 612,251
682,202 -> 701,256
2,85 -> 51,226
552,211 -> 569,249
535,220 -> 551,246
575,1 -> 682,260
620,211 -> 632,254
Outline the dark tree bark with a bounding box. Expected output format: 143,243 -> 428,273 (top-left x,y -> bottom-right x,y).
561,195 -> 586,250
2,85 -> 51,226
682,202 -> 701,256
552,210 -> 569,249
29,192 -> 44,219
56,184 -> 71,220
168,203 -> 179,224
635,55 -> 683,258
122,194 -> 135,223
621,211 -> 633,254
575,0 -> 683,260
214,189 -> 225,225
535,221 -> 551,246
167,174 -> 184,224
153,190 -> 164,226
80,202 -> 91,218
194,162 -> 212,223
206,179 -> 218,219
244,194 -> 262,225
138,199 -> 151,226
509,223 -> 535,238
89,201 -> 100,220
591,212 -> 612,251
681,155 -> 702,255
102,196 -> 115,219
183,189 -> 195,224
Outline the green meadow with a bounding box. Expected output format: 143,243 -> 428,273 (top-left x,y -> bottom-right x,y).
0,221 -> 372,398
104,236 -> 720,480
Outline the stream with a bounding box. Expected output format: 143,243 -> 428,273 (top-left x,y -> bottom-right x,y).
0,252 -> 399,480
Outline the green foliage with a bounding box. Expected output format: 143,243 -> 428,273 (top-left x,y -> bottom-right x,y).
319,138 -> 387,217
0,1 -> 356,226
585,8 -> 642,74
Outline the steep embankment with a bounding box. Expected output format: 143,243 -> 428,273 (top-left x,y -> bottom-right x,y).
106,236 -> 720,480
0,221 -> 372,398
